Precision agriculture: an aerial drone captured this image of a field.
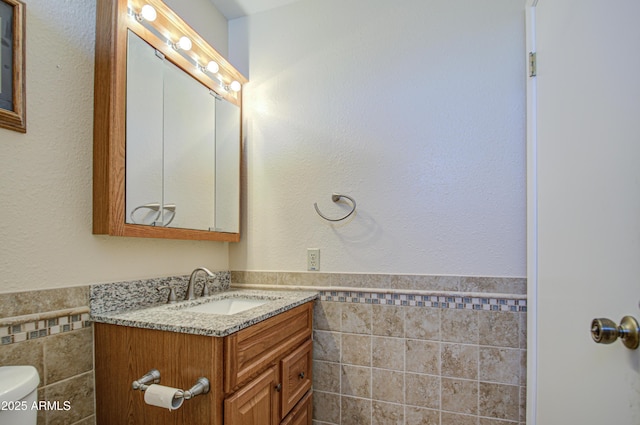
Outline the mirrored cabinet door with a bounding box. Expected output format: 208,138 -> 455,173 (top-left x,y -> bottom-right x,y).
124,31 -> 239,233
162,59 -> 217,231
215,98 -> 241,233
125,31 -> 164,227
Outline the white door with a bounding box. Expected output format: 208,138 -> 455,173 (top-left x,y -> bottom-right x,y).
529,0 -> 640,424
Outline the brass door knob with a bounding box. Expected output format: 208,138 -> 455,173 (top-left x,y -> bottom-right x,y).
591,316 -> 640,350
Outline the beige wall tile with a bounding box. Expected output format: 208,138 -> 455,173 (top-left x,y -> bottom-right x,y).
69,416 -> 96,425
372,337 -> 404,371
406,339 -> 440,375
459,277 -> 526,295
479,382 -> 520,421
441,378 -> 478,415
372,368 -> 404,404
341,365 -> 371,398
442,412 -> 480,425
405,373 -> 440,409
45,371 -> 94,425
279,272 -> 332,287
36,388 -> 46,425
341,334 -> 371,366
341,396 -> 371,425
405,406 -> 440,424
372,401 -> 403,425
314,301 -> 342,331
479,312 -> 519,348
372,305 -> 404,337
342,303 -> 372,334
395,275 -> 460,292
44,327 -> 93,385
405,307 -> 440,340
313,391 -> 340,424
0,286 -> 89,317
231,271 -> 276,285
479,419 -> 518,425
519,385 -> 527,423
441,309 -> 478,344
441,343 -> 478,380
313,330 -> 341,362
518,313 -> 527,349
479,347 -> 521,385
313,361 -> 341,393
0,338 -> 45,385
332,274 -> 393,289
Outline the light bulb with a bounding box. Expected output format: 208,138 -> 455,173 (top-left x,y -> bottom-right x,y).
229,80 -> 241,92
206,61 -> 219,73
176,36 -> 192,51
139,4 -> 157,22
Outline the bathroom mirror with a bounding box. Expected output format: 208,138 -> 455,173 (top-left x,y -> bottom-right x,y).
93,0 -> 246,241
125,31 -> 240,232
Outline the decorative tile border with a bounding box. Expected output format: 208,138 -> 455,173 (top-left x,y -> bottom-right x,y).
0,310 -> 92,346
319,290 -> 527,312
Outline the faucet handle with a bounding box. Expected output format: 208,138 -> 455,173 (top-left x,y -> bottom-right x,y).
158,284 -> 178,304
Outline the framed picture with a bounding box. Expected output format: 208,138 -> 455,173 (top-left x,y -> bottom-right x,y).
0,0 -> 25,133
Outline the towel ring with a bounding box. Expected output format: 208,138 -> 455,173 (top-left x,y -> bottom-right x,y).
130,203 -> 176,226
314,193 -> 357,222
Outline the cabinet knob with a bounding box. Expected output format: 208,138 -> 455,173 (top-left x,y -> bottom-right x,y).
275,383 -> 282,392
298,372 -> 305,379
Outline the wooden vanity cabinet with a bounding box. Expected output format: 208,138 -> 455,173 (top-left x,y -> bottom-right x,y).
94,301 -> 314,425
223,302 -> 313,424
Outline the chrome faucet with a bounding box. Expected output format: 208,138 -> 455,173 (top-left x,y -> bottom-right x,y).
185,267 -> 216,301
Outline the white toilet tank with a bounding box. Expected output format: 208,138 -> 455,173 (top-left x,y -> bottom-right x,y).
0,366 -> 40,425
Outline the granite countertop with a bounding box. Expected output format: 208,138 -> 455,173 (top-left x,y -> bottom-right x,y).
90,288 -> 318,337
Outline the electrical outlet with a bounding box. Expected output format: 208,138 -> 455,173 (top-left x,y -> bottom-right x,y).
307,248 -> 320,271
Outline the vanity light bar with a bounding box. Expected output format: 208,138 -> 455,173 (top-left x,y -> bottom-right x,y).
127,1 -> 246,101
136,4 -> 156,22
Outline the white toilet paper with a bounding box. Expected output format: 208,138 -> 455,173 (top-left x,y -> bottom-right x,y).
143,384 -> 185,411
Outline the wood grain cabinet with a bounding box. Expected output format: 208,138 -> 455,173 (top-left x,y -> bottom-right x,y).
94,302 -> 314,425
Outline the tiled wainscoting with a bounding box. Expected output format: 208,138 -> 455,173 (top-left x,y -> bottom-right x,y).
232,272 -> 527,425
0,286 -> 95,425
2,272 -> 526,425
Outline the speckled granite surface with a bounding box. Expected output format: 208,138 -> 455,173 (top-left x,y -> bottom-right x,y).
90,272 -> 231,315
90,288 -> 318,337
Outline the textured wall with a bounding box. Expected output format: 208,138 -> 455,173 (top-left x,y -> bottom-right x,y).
0,0 -> 230,293
229,0 -> 527,276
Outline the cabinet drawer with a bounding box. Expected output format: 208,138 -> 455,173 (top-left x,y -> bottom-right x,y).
225,302 -> 313,392
281,339 -> 312,418
280,390 -> 312,425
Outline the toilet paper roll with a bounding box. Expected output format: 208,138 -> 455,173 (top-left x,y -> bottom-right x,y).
143,384 -> 184,411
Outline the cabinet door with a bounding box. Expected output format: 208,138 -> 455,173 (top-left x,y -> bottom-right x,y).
280,340 -> 312,418
225,367 -> 279,425
280,391 -> 312,425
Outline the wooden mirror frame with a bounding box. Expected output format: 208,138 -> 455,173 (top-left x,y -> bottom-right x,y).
0,0 -> 26,133
93,0 -> 247,242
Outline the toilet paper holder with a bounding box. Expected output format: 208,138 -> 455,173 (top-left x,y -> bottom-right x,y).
131,369 -> 210,399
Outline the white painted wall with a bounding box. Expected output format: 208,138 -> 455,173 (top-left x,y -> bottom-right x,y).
0,0 -> 230,294
165,0 -> 229,57
228,0 -> 527,276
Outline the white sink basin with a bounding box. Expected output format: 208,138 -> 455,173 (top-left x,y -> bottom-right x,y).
181,298 -> 268,315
